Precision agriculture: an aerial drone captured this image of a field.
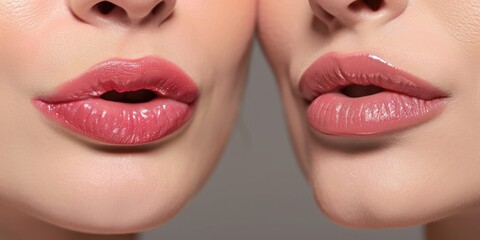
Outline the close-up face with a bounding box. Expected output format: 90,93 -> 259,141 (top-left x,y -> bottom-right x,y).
259,0 -> 480,228
0,0 -> 255,234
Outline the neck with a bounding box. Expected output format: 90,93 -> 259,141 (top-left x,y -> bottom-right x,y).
0,204 -> 137,240
424,209 -> 480,240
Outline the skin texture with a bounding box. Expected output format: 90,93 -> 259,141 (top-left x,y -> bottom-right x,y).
0,0 -> 255,238
258,0 -> 480,230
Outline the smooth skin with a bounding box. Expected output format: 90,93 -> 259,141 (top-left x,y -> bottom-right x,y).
258,0 -> 480,237
0,0 -> 255,239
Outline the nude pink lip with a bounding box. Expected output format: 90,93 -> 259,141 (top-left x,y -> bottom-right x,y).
299,53 -> 449,136
33,57 -> 199,145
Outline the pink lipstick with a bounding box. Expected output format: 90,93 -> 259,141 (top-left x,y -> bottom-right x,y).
299,53 -> 448,136
33,57 -> 199,145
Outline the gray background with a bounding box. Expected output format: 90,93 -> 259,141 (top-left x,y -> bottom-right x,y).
142,41 -> 422,240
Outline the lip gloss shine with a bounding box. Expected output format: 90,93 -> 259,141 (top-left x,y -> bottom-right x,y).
33,57 -> 199,145
300,53 -> 448,136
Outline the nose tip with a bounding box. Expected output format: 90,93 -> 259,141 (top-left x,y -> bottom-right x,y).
68,0 -> 177,26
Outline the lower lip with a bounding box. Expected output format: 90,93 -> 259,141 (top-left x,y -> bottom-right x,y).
34,98 -> 194,145
307,92 -> 447,136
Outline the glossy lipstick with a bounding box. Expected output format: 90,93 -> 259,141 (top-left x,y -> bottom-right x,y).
299,53 -> 448,136
33,57 -> 199,145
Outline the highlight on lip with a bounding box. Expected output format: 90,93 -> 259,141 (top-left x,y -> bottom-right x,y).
299,53 -> 449,136
33,57 -> 199,145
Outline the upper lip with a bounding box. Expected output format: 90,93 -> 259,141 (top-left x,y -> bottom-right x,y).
36,56 -> 199,104
299,53 -> 449,101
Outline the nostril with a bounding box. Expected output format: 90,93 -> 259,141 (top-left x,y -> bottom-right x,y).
151,2 -> 166,15
95,1 -> 117,15
80,0 -> 175,26
348,0 -> 384,12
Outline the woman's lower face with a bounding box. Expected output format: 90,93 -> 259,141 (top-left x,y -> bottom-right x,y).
0,0 -> 255,234
259,0 -> 480,228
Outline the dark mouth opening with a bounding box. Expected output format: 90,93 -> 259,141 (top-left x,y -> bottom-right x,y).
340,85 -> 385,98
100,90 -> 157,104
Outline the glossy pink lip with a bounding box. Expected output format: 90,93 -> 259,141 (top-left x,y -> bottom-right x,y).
299,53 -> 449,136
33,57 -> 199,145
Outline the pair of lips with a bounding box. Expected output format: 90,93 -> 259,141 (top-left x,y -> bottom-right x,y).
299,53 -> 448,136
33,53 -> 447,146
33,57 -> 198,145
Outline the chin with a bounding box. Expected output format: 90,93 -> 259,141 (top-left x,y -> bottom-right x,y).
0,139 -> 214,234
13,171 -> 194,234
307,145 -> 480,229
311,184 -> 433,229
35,203 -> 182,234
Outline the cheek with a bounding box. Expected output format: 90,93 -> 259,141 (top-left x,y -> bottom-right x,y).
424,0 -> 480,52
0,1 -> 82,96
258,0 -> 314,67
180,1 -> 255,61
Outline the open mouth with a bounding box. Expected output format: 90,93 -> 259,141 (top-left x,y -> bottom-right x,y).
299,53 -> 448,136
339,84 -> 385,98
33,57 -> 199,145
100,89 -> 158,104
